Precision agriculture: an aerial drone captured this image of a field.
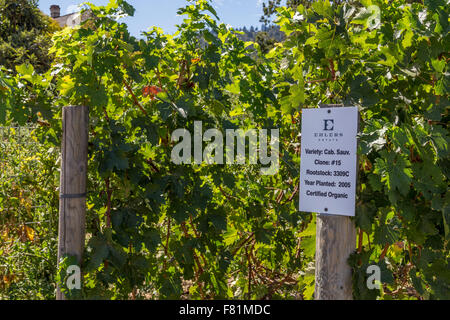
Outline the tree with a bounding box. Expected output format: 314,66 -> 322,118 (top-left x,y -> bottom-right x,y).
255,31 -> 276,54
2,0 -> 448,301
0,0 -> 60,73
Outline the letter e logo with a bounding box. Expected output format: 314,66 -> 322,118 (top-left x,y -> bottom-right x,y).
66,265 -> 81,290
366,265 -> 381,290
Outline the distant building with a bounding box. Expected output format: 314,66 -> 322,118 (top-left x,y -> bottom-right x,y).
49,5 -> 90,28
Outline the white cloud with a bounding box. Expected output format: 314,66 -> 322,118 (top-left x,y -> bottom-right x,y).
66,4 -> 80,15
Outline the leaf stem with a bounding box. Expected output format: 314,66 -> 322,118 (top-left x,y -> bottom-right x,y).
379,243 -> 390,261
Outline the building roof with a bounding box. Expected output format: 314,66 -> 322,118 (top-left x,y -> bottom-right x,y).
53,11 -> 90,28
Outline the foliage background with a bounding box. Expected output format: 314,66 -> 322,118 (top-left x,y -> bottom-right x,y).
0,0 -> 60,73
0,126 -> 59,299
0,0 -> 448,300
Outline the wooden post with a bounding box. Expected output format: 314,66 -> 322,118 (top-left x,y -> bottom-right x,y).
57,106 -> 88,300
314,104 -> 357,300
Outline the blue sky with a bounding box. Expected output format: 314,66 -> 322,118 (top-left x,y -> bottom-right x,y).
38,0 -> 268,36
